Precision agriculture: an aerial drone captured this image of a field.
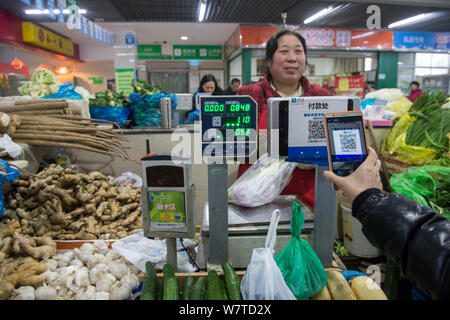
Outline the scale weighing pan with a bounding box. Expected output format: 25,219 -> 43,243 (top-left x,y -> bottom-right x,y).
201,195 -> 314,236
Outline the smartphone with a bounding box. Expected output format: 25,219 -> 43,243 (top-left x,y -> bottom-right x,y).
324,111 -> 368,177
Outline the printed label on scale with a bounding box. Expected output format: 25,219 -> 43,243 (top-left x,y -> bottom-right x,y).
148,191 -> 186,228
289,98 -> 349,147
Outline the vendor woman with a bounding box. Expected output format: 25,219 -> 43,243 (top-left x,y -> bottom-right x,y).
237,30 -> 330,209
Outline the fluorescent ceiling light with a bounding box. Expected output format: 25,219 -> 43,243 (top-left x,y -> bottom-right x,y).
198,1 -> 206,22
181,36 -> 188,40
304,6 -> 339,24
25,9 -> 87,15
388,13 -> 428,28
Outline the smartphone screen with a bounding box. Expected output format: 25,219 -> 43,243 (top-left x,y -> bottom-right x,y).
325,112 -> 368,177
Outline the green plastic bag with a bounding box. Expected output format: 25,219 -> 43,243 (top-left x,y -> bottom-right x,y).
390,165 -> 450,219
275,201 -> 327,300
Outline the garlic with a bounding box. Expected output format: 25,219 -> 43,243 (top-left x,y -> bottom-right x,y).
128,264 -> 141,276
75,267 -> 90,288
121,269 -> 139,290
96,273 -> 116,292
89,264 -> 108,285
80,243 -> 95,256
40,270 -> 59,283
70,259 -> 84,267
87,255 -> 102,269
10,286 -> 35,300
93,253 -> 108,265
74,248 -> 91,264
35,283 -> 57,300
75,285 -> 96,300
44,259 -> 58,271
110,281 -> 134,300
106,249 -> 121,261
93,240 -> 110,255
57,287 -> 68,297
95,291 -> 110,300
109,261 -> 128,279
56,251 -> 74,267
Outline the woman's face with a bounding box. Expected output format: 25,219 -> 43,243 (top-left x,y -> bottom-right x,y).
202,81 -> 216,94
267,34 -> 306,85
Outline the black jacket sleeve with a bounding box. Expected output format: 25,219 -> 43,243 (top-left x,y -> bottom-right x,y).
352,188 -> 450,300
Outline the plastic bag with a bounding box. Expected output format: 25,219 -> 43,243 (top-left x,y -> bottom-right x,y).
385,96 -> 412,118
111,232 -> 198,273
382,114 -> 437,165
228,153 -> 296,207
42,82 -> 83,100
0,134 -> 22,158
112,172 -> 142,187
275,201 -> 327,300
89,106 -> 131,128
129,91 -> 178,127
0,159 -> 20,218
240,209 -> 296,300
390,165 -> 450,218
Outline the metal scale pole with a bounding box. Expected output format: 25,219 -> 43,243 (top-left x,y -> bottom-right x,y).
207,163 -> 229,266
312,165 -> 337,267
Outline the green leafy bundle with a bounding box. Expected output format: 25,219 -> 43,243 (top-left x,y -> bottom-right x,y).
405,90 -> 450,164
89,90 -> 129,108
131,79 -> 162,96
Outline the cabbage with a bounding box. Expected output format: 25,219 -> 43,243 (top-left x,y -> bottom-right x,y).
18,68 -> 62,97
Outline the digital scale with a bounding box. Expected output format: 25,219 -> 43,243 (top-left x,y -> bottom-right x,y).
197,95 -> 361,269
198,95 -> 257,268
140,143 -> 195,271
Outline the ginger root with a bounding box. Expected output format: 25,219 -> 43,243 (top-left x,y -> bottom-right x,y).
15,235 -> 56,260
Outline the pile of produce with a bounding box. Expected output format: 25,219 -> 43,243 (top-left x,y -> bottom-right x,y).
0,99 -> 129,159
17,68 -> 91,100
131,79 -> 161,96
382,90 -> 450,166
310,269 -> 387,300
35,241 -> 142,300
140,261 -> 242,300
1,164 -> 142,240
405,90 -> 449,161
89,91 -> 129,108
18,69 -> 62,97
0,220 -> 56,299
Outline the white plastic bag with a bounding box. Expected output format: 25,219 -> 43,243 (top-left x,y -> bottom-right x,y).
111,232 -> 198,273
240,209 -> 296,300
228,153 -> 296,207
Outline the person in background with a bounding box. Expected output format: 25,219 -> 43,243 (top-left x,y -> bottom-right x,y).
236,29 -> 330,209
223,78 -> 241,95
362,81 -> 374,99
323,147 -> 449,300
407,81 -> 424,102
186,74 -> 224,123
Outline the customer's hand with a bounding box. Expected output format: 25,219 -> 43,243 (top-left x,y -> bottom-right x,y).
323,147 -> 383,201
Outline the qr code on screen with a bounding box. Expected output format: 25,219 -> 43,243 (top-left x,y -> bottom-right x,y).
308,120 -> 325,140
340,133 -> 357,151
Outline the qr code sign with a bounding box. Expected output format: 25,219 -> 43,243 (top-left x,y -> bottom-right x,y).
340,133 -> 357,151
308,120 -> 325,140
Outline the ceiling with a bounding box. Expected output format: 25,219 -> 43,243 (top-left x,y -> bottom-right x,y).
1,0 -> 449,32
40,21 -> 240,46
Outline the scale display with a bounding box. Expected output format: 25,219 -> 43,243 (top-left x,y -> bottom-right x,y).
200,96 -> 257,159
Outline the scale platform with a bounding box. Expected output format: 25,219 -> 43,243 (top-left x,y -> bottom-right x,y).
197,195 -> 314,269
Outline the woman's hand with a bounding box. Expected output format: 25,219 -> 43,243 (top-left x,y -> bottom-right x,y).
323,147 -> 382,201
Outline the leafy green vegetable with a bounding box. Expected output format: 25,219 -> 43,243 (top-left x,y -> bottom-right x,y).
18,68 -> 62,97
334,240 -> 349,257
404,90 -> 450,164
89,90 -> 130,108
131,79 -> 162,96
